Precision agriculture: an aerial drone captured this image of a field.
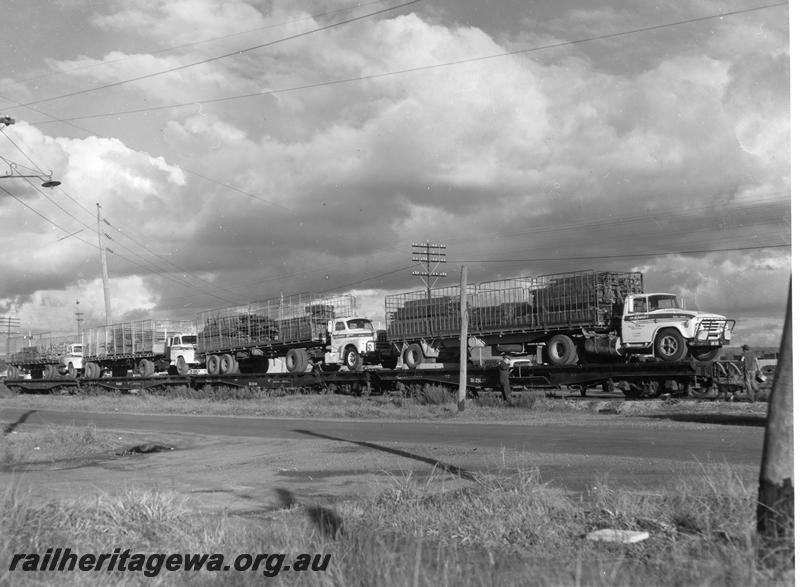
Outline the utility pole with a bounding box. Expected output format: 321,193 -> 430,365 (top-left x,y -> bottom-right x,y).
411,241 -> 446,335
74,300 -> 84,334
757,279 -> 793,553
457,265 -> 468,411
96,203 -> 112,325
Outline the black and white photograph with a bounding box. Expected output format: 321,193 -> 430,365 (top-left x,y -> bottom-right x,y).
0,1 -> 792,585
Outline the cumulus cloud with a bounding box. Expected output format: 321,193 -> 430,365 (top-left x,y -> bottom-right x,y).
0,1 -> 789,349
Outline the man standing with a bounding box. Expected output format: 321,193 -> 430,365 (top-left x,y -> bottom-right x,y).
740,344 -> 760,402
498,353 -> 512,405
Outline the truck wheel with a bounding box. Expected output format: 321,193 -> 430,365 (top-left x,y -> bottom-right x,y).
546,335 -> 577,365
403,344 -> 424,369
138,359 -> 155,377
344,346 -> 363,372
689,347 -> 721,362
286,349 -> 308,373
219,354 -> 236,374
43,365 -> 58,379
176,356 -> 189,375
206,355 -> 220,375
653,328 -> 687,362
87,362 -> 102,379
67,362 -> 77,379
7,365 -> 18,379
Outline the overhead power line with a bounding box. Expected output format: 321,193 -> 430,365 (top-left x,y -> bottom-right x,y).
15,0 -> 391,86
451,243 -> 791,264
16,0 -> 422,109
25,1 -> 787,124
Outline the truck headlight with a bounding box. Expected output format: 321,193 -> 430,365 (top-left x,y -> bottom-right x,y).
366,341 -> 375,352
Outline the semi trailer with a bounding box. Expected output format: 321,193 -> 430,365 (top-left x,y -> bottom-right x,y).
6,333 -> 84,379
197,293 -> 380,374
381,270 -> 734,368
82,320 -> 198,378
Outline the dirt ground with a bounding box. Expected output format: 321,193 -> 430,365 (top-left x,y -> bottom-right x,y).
1,421 -> 760,518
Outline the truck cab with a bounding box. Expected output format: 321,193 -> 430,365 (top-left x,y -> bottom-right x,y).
620,293 -> 734,361
323,316 -> 378,370
168,334 -> 199,374
57,343 -> 84,376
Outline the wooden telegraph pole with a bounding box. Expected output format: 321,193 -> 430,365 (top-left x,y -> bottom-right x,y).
96,203 -> 113,325
457,265 -> 468,411
757,279 -> 793,550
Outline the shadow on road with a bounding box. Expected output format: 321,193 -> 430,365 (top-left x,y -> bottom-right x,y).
293,429 -> 476,482
2,410 -> 37,436
275,487 -> 343,539
647,413 -> 766,427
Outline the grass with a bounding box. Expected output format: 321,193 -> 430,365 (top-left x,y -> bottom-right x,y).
0,463 -> 792,586
1,424 -> 125,468
0,382 -> 768,431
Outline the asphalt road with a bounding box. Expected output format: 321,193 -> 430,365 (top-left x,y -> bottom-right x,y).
0,407 -> 763,466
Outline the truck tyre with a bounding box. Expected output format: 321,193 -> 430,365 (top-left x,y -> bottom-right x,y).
66,362 -> 77,379
219,354 -> 236,375
403,344 -> 424,369
138,359 -> 155,377
546,334 -> 577,365
286,349 -> 308,373
7,365 -> 18,379
43,365 -> 58,379
87,362 -> 102,379
206,355 -> 220,375
653,328 -> 687,362
344,346 -> 363,372
689,347 -> 721,362
176,356 -> 189,375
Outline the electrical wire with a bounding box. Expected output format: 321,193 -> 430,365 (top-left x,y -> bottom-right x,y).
13,0 -> 392,86
450,243 -> 791,264
24,1 -> 788,124
16,0 -> 422,109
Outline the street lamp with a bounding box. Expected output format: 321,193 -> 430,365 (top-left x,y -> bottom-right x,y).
0,160 -> 61,188
0,116 -> 61,187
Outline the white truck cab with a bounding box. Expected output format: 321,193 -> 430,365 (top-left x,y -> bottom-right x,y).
168,334 -> 199,374
58,343 -> 84,377
620,293 -> 734,361
324,316 -> 377,370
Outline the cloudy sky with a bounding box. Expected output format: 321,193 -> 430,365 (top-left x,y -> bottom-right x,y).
0,0 -> 791,348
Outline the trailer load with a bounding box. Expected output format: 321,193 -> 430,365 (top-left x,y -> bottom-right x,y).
82,319 -> 197,378
383,270 -> 734,367
197,292 -> 380,374
6,333 -> 83,379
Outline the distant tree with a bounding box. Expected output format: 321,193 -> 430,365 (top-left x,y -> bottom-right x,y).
757,280 -> 793,554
